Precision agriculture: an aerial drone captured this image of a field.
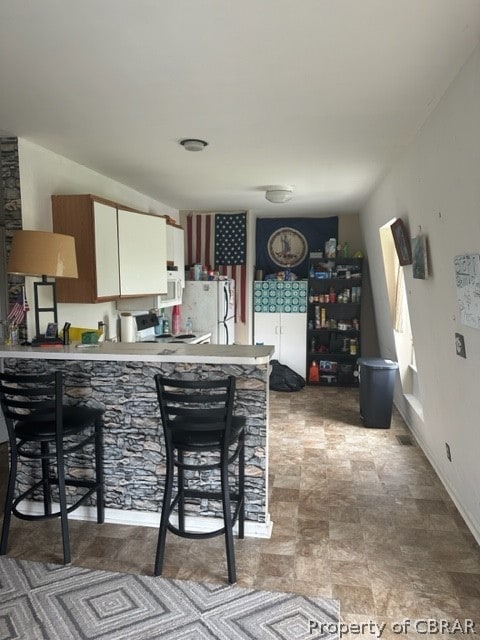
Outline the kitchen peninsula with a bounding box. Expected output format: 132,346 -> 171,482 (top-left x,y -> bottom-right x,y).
0,342 -> 274,538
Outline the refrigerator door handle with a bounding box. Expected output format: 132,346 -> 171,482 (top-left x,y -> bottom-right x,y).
223,285 -> 229,322
223,320 -> 229,345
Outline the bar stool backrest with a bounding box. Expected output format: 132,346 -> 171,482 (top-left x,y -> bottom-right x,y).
0,371 -> 63,443
155,375 -> 236,441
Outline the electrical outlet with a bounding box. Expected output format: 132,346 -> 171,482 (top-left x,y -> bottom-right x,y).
445,443 -> 452,462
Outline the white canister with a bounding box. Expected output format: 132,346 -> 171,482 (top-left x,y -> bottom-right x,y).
120,313 -> 136,343
193,264 -> 202,281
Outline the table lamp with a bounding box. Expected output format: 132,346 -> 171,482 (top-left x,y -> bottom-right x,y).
7,230 -> 78,344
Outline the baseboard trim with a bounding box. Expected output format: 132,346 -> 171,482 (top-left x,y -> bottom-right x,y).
20,501 -> 274,539
395,401 -> 480,546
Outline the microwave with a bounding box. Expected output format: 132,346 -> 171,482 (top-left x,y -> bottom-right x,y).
116,270 -> 183,312
158,270 -> 183,307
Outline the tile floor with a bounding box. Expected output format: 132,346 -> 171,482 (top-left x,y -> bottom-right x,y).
1,386 -> 479,637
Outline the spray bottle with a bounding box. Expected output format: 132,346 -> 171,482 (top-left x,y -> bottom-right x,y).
172,305 -> 181,335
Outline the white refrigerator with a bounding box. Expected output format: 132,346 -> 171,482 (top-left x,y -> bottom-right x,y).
181,279 -> 235,344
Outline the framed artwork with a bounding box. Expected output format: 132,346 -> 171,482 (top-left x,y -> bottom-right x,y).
454,253 -> 480,329
391,218 -> 412,266
412,234 -> 428,279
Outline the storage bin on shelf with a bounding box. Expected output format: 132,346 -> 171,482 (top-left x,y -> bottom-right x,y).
68,327 -> 102,342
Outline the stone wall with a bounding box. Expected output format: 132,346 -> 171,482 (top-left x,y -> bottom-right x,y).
0,137 -> 23,306
5,357 -> 270,524
1,137 -> 26,342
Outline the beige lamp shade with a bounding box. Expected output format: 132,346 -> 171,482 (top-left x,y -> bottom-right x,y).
7,230 -> 78,278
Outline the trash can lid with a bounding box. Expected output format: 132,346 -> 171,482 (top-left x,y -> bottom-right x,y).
357,357 -> 399,370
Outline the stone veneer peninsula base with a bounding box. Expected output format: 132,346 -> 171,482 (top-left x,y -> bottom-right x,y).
0,342 -> 274,538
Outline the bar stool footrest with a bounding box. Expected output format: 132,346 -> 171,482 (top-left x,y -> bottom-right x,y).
12,482 -> 100,522
166,494 -> 244,540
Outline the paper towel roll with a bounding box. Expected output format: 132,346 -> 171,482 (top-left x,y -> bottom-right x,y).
120,313 -> 136,343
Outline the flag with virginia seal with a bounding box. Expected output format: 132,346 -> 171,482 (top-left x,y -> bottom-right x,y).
255,216 -> 338,278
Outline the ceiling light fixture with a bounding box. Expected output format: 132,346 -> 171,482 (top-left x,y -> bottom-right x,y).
180,138 -> 208,152
265,186 -> 293,204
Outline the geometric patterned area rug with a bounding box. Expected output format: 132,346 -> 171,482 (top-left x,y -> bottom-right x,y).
0,557 -> 339,639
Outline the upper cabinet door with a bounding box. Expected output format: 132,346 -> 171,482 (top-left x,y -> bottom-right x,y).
167,224 -> 185,287
52,194 -> 120,303
93,201 -> 120,298
117,209 -> 167,296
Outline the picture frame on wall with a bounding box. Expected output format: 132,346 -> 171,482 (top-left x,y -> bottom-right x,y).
391,218 -> 412,266
412,234 -> 428,279
454,253 -> 480,329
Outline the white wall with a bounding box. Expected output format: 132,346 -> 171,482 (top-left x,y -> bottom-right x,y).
360,46 -> 480,542
18,139 -> 178,339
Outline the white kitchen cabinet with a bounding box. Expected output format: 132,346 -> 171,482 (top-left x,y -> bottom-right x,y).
116,221 -> 184,311
254,312 -> 306,377
52,194 -> 168,303
52,195 -> 121,303
94,201 -> 120,298
253,280 -> 307,378
117,209 -> 167,296
166,222 -> 185,287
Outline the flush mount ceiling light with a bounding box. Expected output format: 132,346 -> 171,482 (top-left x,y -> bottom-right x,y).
180,138 -> 209,152
265,186 -> 293,204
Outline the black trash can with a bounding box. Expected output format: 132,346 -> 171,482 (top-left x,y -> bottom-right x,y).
358,357 -> 399,428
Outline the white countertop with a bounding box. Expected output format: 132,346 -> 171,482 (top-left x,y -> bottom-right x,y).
0,341 -> 274,365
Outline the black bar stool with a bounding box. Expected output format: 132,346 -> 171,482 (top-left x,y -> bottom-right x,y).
154,375 -> 245,584
0,370 -> 104,564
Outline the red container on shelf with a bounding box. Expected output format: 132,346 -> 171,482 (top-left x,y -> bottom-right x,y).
309,360 -> 319,383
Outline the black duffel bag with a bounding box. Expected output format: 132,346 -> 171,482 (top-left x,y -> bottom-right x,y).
269,359 -> 306,392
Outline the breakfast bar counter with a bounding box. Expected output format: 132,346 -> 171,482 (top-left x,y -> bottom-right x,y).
0,341 -> 272,364
0,342 -> 274,537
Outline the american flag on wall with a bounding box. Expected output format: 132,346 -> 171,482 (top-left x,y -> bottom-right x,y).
7,285 -> 29,325
186,212 -> 247,323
